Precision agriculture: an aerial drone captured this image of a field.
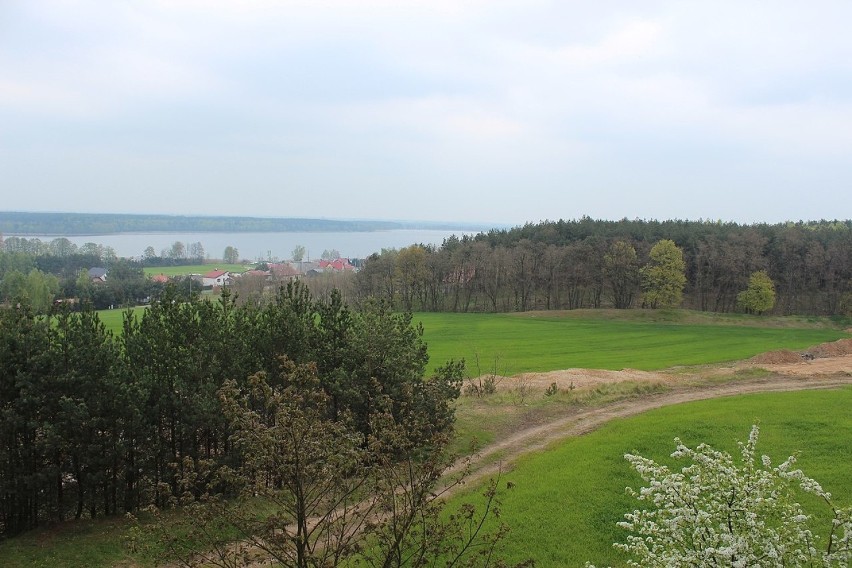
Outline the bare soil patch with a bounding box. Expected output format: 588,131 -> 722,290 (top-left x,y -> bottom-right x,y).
452,338 -> 852,493
479,338 -> 852,395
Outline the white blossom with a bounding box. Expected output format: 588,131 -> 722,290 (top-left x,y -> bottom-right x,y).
591,425 -> 852,567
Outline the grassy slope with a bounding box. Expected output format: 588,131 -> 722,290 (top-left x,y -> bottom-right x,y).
453,387 -> 852,567
3,309 -> 848,566
417,310 -> 849,375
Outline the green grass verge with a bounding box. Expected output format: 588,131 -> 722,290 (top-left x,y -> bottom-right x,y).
417,311 -> 849,374
452,386 -> 852,567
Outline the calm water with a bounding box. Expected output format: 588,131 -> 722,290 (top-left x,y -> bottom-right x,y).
17,229 -> 478,261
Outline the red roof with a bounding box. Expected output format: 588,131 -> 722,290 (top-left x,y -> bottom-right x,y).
318,259 -> 355,271
203,269 -> 229,278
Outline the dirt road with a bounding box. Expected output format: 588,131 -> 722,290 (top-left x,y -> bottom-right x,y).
449,344 -> 852,494
176,340 -> 851,566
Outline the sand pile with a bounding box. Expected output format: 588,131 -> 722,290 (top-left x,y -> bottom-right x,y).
748,338 -> 852,364
748,350 -> 804,364
808,338 -> 852,358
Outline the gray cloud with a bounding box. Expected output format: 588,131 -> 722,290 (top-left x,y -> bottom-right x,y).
1,0 -> 850,224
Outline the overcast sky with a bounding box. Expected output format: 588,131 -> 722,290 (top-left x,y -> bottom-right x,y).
2,1 -> 851,227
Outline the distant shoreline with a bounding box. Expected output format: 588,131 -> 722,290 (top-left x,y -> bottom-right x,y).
0,211 -> 491,237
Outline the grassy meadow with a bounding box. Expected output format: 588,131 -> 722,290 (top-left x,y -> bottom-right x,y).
95,308 -> 849,367
450,386 -> 852,567
5,308 -> 848,567
95,306 -> 146,334
142,263 -> 251,277
416,310 -> 849,374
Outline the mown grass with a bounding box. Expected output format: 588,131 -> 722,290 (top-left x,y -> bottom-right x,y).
417,310 -> 849,375
452,386 -> 852,567
93,306 -> 146,334
142,263 -> 251,277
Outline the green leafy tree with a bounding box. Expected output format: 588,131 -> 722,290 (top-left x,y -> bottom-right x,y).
153,358 -> 518,568
737,270 -> 776,314
0,269 -> 26,303
79,242 -> 103,259
49,237 -> 77,257
75,268 -> 95,304
0,251 -> 36,281
640,239 -> 686,308
1,268 -> 59,313
27,269 -> 59,313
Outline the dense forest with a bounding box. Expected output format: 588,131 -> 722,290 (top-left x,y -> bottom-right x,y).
0,211 -> 469,235
0,284 -> 463,537
350,218 -> 852,316
2,217 -> 851,317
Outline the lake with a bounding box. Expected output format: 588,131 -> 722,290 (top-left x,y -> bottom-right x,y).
15,229 -> 479,261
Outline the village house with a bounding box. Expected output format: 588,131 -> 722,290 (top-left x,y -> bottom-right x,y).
201,269 -> 231,287
87,267 -> 107,283
317,258 -> 357,272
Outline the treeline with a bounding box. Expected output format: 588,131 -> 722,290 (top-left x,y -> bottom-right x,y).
0,212 -> 404,235
0,244 -> 165,311
1,234 -> 209,263
352,218 -> 852,316
0,283 -> 461,536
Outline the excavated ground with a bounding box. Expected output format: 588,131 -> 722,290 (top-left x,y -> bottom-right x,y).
449,338 -> 852,494
489,338 -> 852,393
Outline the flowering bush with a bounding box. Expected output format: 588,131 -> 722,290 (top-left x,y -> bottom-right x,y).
592,425 -> 852,567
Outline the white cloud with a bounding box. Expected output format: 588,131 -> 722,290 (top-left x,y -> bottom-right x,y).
540,19 -> 664,68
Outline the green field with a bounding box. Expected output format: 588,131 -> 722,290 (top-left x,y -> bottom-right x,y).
95,309 -> 848,367
8,309 -> 847,567
417,310 -> 849,374
95,306 -> 146,334
452,386 -> 852,567
142,263 -> 251,277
